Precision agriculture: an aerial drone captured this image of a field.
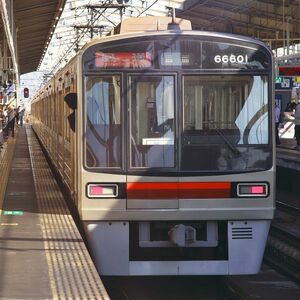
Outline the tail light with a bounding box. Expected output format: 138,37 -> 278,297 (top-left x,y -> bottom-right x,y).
87,184 -> 118,198
237,183 -> 268,197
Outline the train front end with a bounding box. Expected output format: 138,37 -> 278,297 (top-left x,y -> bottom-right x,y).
78,28 -> 274,275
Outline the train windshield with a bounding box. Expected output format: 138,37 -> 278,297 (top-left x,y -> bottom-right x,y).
83,35 -> 272,173
127,74 -> 270,172
85,75 -> 122,168
182,75 -> 270,171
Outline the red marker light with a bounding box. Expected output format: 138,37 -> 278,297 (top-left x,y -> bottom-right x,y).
87,184 -> 118,198
251,186 -> 265,194
90,186 -> 104,195
237,183 -> 268,197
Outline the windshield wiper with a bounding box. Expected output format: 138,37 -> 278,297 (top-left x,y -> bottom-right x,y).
212,124 -> 241,157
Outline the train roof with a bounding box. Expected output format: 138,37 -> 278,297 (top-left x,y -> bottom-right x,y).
80,16 -> 271,54
32,17 -> 272,103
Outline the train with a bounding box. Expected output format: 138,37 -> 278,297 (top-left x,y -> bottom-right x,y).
31,16 -> 275,275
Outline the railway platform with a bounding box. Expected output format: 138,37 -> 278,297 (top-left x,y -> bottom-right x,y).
276,137 -> 300,196
0,125 -> 109,299
276,143 -> 300,171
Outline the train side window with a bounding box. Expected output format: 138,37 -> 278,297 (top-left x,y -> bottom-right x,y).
84,75 -> 122,169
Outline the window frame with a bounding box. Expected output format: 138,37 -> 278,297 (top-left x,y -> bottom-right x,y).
177,70 -> 274,172
83,73 -> 123,171
182,74 -> 270,144
127,72 -> 178,171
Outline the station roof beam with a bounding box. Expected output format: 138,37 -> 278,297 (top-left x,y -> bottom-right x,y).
177,0 -> 300,49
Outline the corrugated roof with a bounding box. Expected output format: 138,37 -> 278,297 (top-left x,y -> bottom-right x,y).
177,0 -> 300,49
14,0 -> 66,74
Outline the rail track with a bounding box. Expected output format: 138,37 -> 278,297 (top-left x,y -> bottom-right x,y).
102,276 -> 237,300
276,201 -> 300,215
264,200 -> 300,283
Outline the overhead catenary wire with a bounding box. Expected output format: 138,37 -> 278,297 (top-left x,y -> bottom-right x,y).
136,0 -> 160,17
48,0 -> 113,74
41,0 -> 180,74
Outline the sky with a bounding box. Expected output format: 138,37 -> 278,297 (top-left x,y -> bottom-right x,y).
19,71 -> 44,111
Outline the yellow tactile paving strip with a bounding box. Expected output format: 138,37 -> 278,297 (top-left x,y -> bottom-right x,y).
0,136 -> 17,211
26,126 -> 110,300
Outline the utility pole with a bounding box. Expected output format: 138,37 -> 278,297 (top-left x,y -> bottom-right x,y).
72,2 -> 130,52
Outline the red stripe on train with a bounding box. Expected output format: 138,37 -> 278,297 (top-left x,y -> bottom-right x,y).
127,182 -> 231,199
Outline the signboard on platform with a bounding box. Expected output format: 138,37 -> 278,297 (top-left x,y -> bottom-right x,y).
3,211 -> 23,216
275,77 -> 293,90
279,66 -> 300,76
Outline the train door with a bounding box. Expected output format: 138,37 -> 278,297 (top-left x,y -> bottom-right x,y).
63,85 -> 72,190
53,92 -> 59,169
57,89 -> 64,175
127,74 -> 178,209
50,92 -> 56,161
69,74 -> 77,203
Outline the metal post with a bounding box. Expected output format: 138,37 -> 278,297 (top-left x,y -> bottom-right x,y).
90,8 -> 94,39
275,31 -> 279,57
286,17 -> 291,56
283,0 -> 285,51
75,27 -> 79,52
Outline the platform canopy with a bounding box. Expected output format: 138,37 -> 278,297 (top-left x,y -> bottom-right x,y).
177,0 -> 300,49
14,0 -> 66,74
27,0 -> 300,74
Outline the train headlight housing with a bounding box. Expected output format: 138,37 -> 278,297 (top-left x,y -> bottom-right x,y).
87,184 -> 118,198
237,183 -> 268,197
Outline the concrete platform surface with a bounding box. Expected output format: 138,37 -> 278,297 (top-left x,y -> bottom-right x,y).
0,125 -> 109,299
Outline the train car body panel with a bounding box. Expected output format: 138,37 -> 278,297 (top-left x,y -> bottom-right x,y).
84,219 -> 270,275
31,16 -> 275,276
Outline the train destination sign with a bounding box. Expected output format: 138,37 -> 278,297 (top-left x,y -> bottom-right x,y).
95,52 -> 152,68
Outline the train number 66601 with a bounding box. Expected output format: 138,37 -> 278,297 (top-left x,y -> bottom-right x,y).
214,54 -> 248,64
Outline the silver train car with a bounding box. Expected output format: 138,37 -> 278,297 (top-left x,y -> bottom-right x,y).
31,16 -> 275,275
